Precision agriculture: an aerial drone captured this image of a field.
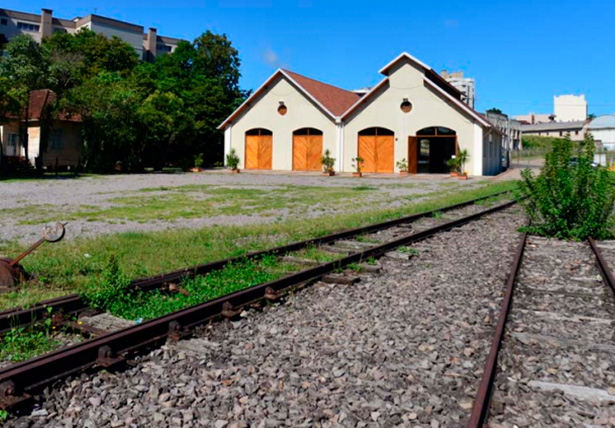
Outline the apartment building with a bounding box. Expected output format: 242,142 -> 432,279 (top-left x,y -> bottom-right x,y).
440,70 -> 475,109
0,8 -> 183,61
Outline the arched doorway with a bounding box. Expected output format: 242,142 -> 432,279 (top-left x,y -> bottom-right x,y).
358,127 -> 394,173
293,128 -> 323,171
245,128 -> 273,170
408,127 -> 457,173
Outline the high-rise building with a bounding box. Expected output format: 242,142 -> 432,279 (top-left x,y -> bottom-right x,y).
0,8 -> 183,62
440,70 -> 475,109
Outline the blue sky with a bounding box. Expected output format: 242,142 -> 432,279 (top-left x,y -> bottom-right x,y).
8,0 -> 615,116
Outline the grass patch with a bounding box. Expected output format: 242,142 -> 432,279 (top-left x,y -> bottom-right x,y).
0,308 -> 62,363
82,255 -> 298,320
0,180 -> 517,311
291,246 -> 339,263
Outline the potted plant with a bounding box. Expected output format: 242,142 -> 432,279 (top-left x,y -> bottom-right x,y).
456,149 -> 469,180
447,156 -> 460,177
321,149 -> 336,176
352,156 -> 364,177
191,153 -> 204,172
226,148 -> 240,173
396,158 -> 409,176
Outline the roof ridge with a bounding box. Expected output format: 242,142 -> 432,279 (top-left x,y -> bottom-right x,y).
281,69 -> 357,96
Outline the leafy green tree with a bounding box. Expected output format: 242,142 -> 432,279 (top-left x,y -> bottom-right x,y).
0,35 -> 51,161
517,134 -> 615,240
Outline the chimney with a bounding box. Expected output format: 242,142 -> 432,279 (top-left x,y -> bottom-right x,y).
41,9 -> 53,39
146,27 -> 157,61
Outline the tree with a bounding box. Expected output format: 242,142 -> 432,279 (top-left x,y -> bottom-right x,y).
0,35 -> 51,162
486,108 -> 503,115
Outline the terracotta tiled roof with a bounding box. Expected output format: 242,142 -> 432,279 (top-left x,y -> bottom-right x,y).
27,89 -> 56,120
6,89 -> 81,122
283,70 -> 361,117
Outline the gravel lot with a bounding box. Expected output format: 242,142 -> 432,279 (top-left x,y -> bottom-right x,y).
6,206 -> 524,427
487,237 -> 615,427
0,172 -> 489,244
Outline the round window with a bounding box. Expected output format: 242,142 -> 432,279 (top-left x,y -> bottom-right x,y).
278,104 -> 287,115
400,100 -> 412,113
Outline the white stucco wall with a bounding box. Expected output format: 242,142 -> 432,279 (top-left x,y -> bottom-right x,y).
342,61 -> 484,174
225,75 -> 337,170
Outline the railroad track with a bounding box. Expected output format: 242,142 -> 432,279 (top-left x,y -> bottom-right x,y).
0,192 -> 517,413
0,190 -> 511,336
468,233 -> 615,427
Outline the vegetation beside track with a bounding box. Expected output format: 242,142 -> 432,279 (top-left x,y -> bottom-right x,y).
0,180 -> 516,312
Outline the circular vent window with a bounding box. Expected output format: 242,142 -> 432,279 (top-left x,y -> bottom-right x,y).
278,104 -> 287,115
400,100 -> 413,113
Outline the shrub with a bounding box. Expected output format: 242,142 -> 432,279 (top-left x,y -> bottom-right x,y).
321,149 -> 336,172
352,157 -> 364,174
517,135 -> 615,240
226,148 -> 240,170
396,158 -> 408,172
194,153 -> 204,168
457,149 -> 469,175
446,156 -> 460,173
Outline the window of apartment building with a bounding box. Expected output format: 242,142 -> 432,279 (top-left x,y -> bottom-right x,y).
49,129 -> 63,151
1,19 -> 8,26
156,43 -> 172,53
559,131 -> 563,136
575,130 -> 579,135
17,22 -> 40,32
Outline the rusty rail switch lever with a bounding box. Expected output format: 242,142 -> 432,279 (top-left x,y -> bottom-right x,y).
0,222 -> 67,293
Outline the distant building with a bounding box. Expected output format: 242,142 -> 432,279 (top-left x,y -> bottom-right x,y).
0,90 -> 82,170
521,120 -> 588,141
515,94 -> 588,124
554,94 -> 587,122
587,115 -> 615,150
514,113 -> 554,124
0,8 -> 183,62
440,70 -> 475,109
484,111 -> 522,169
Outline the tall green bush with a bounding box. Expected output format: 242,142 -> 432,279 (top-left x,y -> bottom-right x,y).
517,135 -> 615,240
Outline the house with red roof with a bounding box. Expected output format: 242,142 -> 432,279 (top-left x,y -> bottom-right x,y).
0,89 -> 82,171
219,52 -> 503,176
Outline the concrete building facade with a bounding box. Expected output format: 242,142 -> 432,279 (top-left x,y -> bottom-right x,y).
220,53 -> 503,177
484,112 -> 522,169
0,8 -> 183,61
440,70 -> 475,109
554,94 -> 588,123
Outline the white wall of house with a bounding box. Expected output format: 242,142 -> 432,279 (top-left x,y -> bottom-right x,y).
342,60 -> 483,173
225,75 -> 337,170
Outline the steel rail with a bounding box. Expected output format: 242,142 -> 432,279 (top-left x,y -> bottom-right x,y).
588,237 -> 615,296
0,190 -> 512,335
466,231 -> 528,428
0,199 -> 517,411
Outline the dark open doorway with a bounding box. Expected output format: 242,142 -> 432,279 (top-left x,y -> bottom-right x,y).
411,127 -> 457,173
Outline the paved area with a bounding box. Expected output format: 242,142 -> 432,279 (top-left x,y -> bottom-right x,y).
0,171 -> 493,243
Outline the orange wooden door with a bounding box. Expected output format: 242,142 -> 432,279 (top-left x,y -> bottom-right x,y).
307,135 -> 323,171
293,135 -> 308,171
376,135 -> 394,173
258,135 -> 272,169
358,135 -> 376,173
408,137 -> 418,173
245,135 -> 259,169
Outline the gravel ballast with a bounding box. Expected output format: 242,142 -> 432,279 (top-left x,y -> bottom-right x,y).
487,237 -> 615,427
5,206 -> 524,427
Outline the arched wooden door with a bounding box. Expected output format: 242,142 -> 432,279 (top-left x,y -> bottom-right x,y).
358,127 -> 394,173
245,128 -> 273,170
293,128 -> 323,171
